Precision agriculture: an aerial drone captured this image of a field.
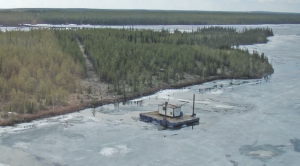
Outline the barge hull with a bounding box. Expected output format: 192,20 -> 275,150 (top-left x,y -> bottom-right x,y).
140,111 -> 199,128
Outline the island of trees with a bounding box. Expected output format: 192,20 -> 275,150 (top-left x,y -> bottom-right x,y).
0,25 -> 274,125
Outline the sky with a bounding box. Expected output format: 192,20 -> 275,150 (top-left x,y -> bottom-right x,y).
1,0 -> 300,13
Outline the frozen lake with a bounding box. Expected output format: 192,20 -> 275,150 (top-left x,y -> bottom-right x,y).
1,24 -> 300,166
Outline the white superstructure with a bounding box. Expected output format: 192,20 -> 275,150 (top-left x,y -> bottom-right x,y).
158,103 -> 181,118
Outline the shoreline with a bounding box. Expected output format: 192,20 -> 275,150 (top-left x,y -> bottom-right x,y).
0,74 -> 266,127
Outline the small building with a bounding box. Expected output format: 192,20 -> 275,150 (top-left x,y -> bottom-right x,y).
140,94 -> 199,128
158,103 -> 181,118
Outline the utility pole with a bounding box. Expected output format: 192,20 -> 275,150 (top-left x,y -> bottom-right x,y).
164,101 -> 168,127
192,94 -> 195,117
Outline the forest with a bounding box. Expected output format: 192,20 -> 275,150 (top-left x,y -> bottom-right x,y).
0,26 -> 274,122
0,29 -> 86,116
76,26 -> 274,95
1,9 -> 300,26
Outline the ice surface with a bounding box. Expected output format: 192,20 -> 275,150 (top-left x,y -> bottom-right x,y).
1,24 -> 300,166
0,163 -> 9,166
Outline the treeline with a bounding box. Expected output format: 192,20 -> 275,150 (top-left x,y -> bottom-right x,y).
0,10 -> 36,26
1,9 -> 300,26
76,27 -> 273,94
173,26 -> 274,48
0,26 -> 274,117
0,30 -> 86,115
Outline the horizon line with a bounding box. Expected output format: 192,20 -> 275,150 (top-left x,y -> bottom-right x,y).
0,8 -> 300,14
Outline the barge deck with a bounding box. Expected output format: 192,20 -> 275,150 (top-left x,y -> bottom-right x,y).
140,111 -> 199,128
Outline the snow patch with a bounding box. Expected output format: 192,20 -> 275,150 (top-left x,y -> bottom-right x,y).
209,90 -> 223,94
12,142 -> 30,149
75,157 -> 86,161
131,89 -> 189,101
100,145 -> 131,157
215,105 -> 234,109
99,147 -> 118,157
0,113 -> 89,136
0,163 -> 10,166
249,150 -> 273,158
117,144 -> 132,154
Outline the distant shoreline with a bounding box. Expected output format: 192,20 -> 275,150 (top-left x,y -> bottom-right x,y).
1,9 -> 300,26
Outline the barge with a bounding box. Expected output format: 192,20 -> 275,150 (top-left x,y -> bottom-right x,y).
140,94 -> 200,128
